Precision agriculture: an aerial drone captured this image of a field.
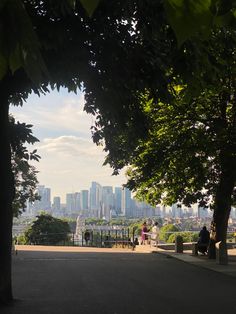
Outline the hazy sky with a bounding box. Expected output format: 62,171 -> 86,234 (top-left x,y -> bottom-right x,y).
10,88 -> 127,202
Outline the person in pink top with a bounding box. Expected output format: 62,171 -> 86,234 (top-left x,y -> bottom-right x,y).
141,221 -> 149,245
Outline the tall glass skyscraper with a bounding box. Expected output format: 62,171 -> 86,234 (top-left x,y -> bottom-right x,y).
81,190 -> 89,210
121,187 -> 131,216
114,187 -> 122,214
89,182 -> 102,210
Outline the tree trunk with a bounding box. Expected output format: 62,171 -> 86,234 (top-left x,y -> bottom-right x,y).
208,161 -> 236,259
0,95 -> 14,303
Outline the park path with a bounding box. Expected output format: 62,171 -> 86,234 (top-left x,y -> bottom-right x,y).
1,246 -> 236,314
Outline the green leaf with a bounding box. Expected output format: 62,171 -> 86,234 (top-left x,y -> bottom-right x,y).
9,44 -> 23,74
164,0 -> 213,46
80,0 -> 100,17
6,0 -> 48,83
0,53 -> 8,80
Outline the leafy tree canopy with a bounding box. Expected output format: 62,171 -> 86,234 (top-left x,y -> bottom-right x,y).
25,213 -> 70,245
1,0 -> 236,83
1,0 -> 236,302
125,28 -> 236,211
164,0 -> 236,46
9,115 -> 40,217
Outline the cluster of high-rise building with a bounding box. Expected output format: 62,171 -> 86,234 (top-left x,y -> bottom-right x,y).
25,183 -> 236,222
26,182 -> 158,220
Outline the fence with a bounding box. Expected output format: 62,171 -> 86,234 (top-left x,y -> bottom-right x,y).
26,228 -> 135,248
19,229 -> 236,247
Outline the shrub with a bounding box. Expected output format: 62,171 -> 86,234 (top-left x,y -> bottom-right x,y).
159,224 -> 179,242
16,234 -> 27,244
167,232 -> 198,243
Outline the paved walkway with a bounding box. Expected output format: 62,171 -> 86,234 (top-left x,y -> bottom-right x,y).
15,244 -> 236,277
135,244 -> 236,277
1,245 -> 235,314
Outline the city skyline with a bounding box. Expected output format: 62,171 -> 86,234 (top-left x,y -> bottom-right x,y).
26,181 -> 226,221
10,88 -> 127,202
28,181 -> 159,220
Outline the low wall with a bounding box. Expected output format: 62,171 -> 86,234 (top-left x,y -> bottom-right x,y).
159,242 -> 236,251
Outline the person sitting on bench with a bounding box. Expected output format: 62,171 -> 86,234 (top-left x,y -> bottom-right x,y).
198,226 -> 210,255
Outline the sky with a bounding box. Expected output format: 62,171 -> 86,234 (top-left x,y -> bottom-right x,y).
10,88 -> 127,202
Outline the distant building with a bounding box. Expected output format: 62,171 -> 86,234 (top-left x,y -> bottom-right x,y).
52,196 -> 61,215
171,203 -> 183,218
114,187 -> 122,214
102,186 -> 114,209
155,206 -> 161,217
66,193 -> 75,214
74,192 -> 81,211
90,182 -> 102,210
198,206 -> 208,219
121,188 -> 131,216
162,205 -> 166,218
81,190 -> 89,210
30,185 -> 51,214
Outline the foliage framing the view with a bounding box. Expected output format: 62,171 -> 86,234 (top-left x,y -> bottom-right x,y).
9,115 -> 40,216
1,0 -> 236,304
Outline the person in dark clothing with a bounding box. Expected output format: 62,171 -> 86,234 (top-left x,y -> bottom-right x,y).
84,230 -> 90,246
198,226 -> 210,255
134,237 -> 139,246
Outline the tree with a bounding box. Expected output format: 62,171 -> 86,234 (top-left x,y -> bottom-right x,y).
24,214 -> 70,245
0,0 -> 236,304
9,115 -> 40,217
0,1 -> 144,302
125,29 -> 236,258
0,114 -> 40,302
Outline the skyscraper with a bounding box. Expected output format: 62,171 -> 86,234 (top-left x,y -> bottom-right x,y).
114,187 -> 122,214
89,182 -> 102,210
52,196 -> 61,215
74,192 -> 81,211
81,190 -> 89,210
66,193 -> 75,214
121,187 -> 131,216
102,186 -> 114,209
31,185 -> 51,213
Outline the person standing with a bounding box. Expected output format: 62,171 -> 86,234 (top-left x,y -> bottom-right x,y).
84,230 -> 90,246
151,222 -> 160,248
141,221 -> 149,245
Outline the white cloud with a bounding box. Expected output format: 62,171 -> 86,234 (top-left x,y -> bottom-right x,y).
37,94 -> 94,134
32,135 -> 126,202
11,91 -> 94,138
38,135 -> 104,159
10,89 -> 127,202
